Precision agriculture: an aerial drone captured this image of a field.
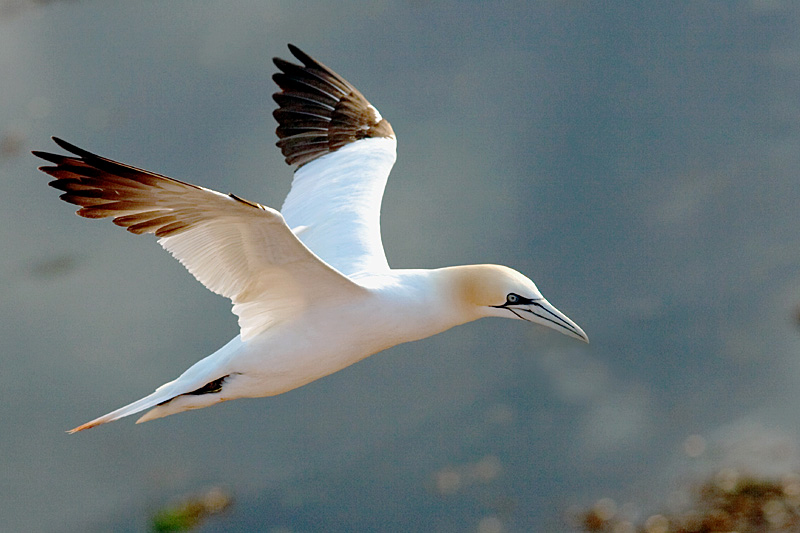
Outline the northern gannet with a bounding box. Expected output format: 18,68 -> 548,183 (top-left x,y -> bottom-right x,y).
34,45 -> 588,433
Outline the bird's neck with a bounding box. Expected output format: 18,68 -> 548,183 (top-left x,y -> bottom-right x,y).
362,268 -> 484,345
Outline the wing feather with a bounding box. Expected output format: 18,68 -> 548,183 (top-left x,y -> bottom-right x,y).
34,137 -> 366,340
272,44 -> 395,167
272,45 -> 398,276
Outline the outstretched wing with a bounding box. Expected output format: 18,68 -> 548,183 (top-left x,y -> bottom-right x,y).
34,137 -> 366,340
273,44 -> 397,277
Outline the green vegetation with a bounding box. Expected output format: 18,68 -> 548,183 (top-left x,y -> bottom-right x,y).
151,487 -> 232,533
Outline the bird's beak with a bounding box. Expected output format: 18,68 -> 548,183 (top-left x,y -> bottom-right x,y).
507,297 -> 589,343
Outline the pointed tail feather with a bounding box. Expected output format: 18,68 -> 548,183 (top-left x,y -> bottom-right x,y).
67,382 -> 179,433
68,338 -> 244,432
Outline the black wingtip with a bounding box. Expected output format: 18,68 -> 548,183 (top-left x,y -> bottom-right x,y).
31,150 -> 64,165
271,56 -> 293,72
32,137 -> 94,164
273,44 -> 308,68
286,44 -> 318,69
51,136 -> 84,156
273,44 -> 297,68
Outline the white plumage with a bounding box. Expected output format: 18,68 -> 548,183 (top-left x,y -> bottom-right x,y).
282,137 -> 396,276
34,45 -> 587,433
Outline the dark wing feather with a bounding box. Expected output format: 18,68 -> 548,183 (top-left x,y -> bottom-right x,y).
33,137 -> 366,339
272,44 -> 394,168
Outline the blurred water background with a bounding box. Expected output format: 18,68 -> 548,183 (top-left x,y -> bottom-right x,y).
1,1 -> 799,531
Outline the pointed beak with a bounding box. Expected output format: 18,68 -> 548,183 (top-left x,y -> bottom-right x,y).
509,297 -> 589,343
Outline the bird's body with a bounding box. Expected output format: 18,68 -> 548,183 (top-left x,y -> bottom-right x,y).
131,266 -> 477,422
35,45 -> 587,433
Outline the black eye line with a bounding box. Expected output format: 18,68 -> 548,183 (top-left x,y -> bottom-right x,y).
492,300 -> 576,335
504,306 -> 530,321
502,294 -> 541,306
519,302 -> 573,331
491,295 -> 543,309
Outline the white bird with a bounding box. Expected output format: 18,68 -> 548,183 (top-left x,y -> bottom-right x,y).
34,45 -> 587,433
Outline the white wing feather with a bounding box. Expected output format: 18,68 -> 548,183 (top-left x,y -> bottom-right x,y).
156,202 -> 365,340
281,137 -> 397,276
271,45 -> 398,277
36,138 -> 366,341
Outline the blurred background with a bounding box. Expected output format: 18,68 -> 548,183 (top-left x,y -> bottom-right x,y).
1,1 -> 799,531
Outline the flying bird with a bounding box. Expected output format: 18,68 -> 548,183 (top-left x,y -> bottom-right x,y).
34,45 -> 587,433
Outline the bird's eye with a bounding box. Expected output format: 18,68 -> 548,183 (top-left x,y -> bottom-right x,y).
506,293 -> 520,304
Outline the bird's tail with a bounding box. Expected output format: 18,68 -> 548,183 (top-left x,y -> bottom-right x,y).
67,380 -> 182,433
68,380 -> 232,433
68,336 -> 244,433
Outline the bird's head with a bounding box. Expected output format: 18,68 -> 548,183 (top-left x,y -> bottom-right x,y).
446,264 -> 588,343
